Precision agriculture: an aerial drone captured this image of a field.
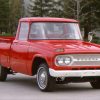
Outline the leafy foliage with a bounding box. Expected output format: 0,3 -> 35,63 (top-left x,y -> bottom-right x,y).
0,0 -> 9,33
0,0 -> 22,34
0,33 -> 13,36
9,0 -> 22,33
28,0 -> 53,17
61,0 -> 100,40
28,0 -> 63,17
92,35 -> 100,44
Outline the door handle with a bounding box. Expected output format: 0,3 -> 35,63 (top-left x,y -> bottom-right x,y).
13,41 -> 18,44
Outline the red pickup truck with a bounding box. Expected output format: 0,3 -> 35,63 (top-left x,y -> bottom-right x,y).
0,17 -> 100,91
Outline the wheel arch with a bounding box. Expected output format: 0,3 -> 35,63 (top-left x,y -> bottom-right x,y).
32,56 -> 48,75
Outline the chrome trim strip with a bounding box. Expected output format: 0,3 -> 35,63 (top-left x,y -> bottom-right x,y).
49,68 -> 100,77
55,54 -> 100,66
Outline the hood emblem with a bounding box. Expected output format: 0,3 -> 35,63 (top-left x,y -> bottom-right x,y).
55,48 -> 64,52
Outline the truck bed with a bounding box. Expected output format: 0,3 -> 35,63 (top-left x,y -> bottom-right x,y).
0,36 -> 15,67
0,36 -> 14,42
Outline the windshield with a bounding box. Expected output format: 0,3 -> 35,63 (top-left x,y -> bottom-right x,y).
29,22 -> 82,40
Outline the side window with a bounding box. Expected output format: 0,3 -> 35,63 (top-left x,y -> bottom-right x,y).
18,22 -> 29,40
29,23 -> 45,39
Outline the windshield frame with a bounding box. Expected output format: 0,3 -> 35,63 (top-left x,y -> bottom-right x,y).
28,22 -> 82,40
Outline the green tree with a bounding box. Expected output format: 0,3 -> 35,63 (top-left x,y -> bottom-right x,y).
0,0 -> 9,33
28,0 -> 54,17
28,0 -> 63,17
80,0 -> 100,39
50,0 -> 64,17
9,0 -> 22,33
62,0 -> 100,40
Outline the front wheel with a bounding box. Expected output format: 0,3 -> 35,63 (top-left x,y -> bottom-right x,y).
0,65 -> 8,81
90,79 -> 100,89
37,63 -> 55,92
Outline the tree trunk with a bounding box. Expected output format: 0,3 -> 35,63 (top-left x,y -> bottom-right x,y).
84,24 -> 91,41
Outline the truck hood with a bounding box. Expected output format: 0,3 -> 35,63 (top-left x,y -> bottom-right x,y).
51,40 -> 100,54
32,40 -> 100,54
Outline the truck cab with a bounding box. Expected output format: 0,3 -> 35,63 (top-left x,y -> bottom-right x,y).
0,17 -> 100,92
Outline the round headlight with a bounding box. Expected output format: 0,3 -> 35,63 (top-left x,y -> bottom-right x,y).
55,56 -> 72,66
57,57 -> 64,65
64,57 -> 71,65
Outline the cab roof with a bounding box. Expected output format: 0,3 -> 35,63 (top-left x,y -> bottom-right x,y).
20,17 -> 78,23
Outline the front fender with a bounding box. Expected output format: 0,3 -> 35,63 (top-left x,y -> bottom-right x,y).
27,53 -> 54,75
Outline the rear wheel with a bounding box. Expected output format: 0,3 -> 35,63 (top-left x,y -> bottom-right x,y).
90,79 -> 100,89
37,63 -> 56,92
0,65 -> 8,81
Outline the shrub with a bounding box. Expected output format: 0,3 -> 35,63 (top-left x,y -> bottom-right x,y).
0,33 -> 13,36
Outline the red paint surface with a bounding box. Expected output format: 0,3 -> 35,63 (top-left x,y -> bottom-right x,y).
0,18 -> 100,76
20,17 -> 78,23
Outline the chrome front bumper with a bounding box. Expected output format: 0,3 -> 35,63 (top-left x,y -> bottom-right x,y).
49,68 -> 100,77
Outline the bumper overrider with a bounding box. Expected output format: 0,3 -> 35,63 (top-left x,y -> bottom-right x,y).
49,68 -> 100,77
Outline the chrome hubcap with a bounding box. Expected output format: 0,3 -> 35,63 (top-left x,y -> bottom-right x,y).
37,67 -> 47,90
40,72 -> 46,83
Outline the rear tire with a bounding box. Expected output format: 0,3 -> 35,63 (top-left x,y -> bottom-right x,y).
0,65 -> 8,81
37,63 -> 56,92
90,79 -> 100,89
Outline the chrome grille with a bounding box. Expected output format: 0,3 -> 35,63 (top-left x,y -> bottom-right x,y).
70,54 -> 100,66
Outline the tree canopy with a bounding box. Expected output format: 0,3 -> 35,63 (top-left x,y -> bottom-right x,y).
0,0 -> 23,33
28,0 -> 63,17
0,0 -> 9,33
9,0 -> 22,33
28,0 -> 100,39
0,0 -> 100,38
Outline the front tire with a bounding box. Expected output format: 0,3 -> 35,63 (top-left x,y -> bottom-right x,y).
37,63 -> 55,92
90,79 -> 100,89
0,65 -> 8,81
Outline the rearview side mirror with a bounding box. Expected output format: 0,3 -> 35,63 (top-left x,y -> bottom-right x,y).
88,32 -> 93,42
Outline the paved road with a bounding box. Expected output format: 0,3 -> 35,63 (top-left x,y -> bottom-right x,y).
0,74 -> 100,100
